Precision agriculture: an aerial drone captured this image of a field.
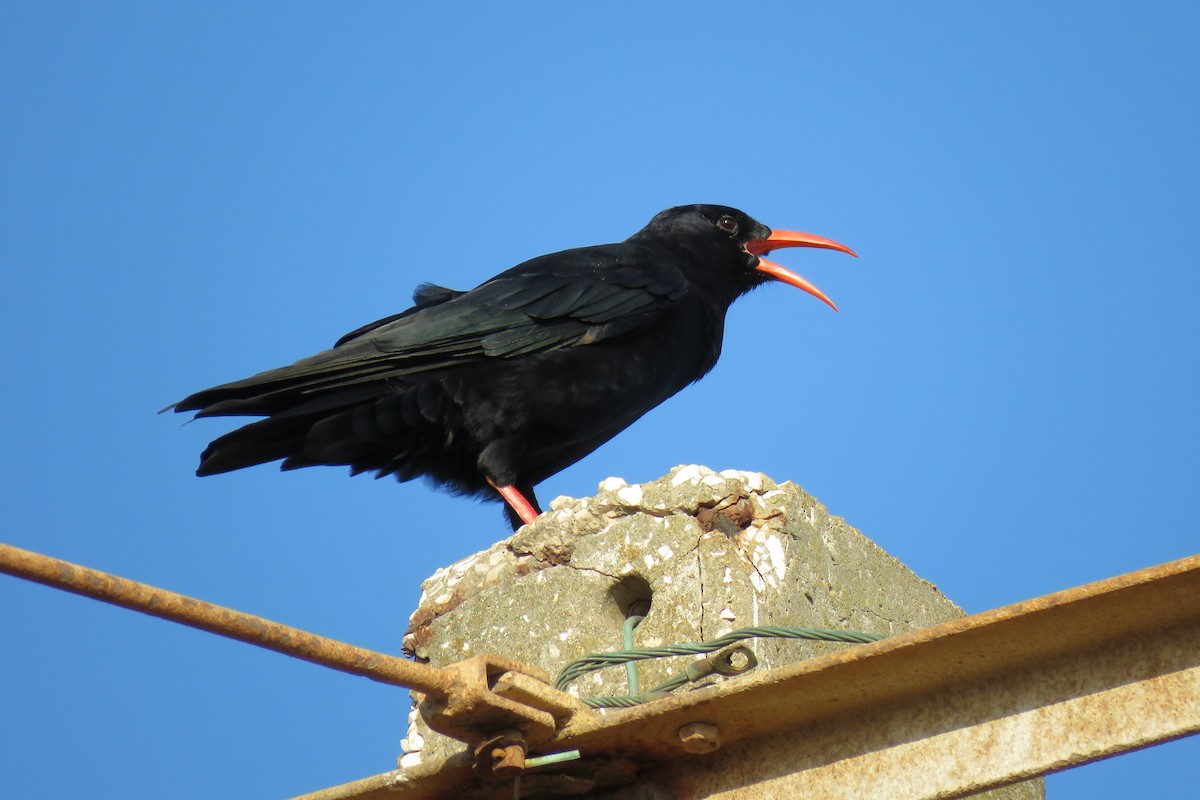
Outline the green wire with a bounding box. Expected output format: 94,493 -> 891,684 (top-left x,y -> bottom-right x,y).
512,627 -> 884,794
556,624 -> 886,707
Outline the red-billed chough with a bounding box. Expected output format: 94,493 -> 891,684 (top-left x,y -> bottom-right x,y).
170,205 -> 856,530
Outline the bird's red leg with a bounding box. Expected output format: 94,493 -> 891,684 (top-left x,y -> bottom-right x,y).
487,478 -> 540,526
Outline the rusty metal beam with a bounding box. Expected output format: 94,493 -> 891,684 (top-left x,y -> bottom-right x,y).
0,541 -> 584,748
1,540 -> 589,756
296,554 -> 1200,799
6,539 -> 1195,798
0,541 -> 457,697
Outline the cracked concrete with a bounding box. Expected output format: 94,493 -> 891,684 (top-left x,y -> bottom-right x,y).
397,465 -> 1042,799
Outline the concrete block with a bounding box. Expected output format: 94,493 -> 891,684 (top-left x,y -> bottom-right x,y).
400,466 -> 1042,799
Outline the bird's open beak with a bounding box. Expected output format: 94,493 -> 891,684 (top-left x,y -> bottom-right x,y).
745,230 -> 858,313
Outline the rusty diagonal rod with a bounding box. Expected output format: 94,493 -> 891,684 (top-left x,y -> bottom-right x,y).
0,542 -> 455,698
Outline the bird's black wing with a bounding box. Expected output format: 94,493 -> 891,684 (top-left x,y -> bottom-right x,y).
333,283 -> 466,347
172,244 -> 687,416
386,245 -> 688,358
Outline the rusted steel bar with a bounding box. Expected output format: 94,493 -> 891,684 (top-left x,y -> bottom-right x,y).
0,542 -> 455,698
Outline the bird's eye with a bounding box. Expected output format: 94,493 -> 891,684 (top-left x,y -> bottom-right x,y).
716,215 -> 739,235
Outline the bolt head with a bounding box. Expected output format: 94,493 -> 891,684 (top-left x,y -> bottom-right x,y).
678,721 -> 721,753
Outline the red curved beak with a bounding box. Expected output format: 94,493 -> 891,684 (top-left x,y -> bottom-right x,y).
746,230 -> 858,312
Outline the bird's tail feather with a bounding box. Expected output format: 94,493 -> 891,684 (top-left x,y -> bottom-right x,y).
193,383 -> 451,480
197,415 -> 312,476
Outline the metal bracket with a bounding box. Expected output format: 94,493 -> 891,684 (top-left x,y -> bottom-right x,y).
418,654 -> 588,747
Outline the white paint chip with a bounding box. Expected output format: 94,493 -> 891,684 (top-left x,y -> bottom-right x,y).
766,535 -> 787,582
617,484 -> 644,505
671,464 -> 703,486
749,569 -> 766,592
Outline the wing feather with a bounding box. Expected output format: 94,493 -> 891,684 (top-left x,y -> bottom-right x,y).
173,243 -> 687,415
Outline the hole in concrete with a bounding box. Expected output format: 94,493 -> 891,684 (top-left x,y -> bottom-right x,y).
609,574 -> 652,620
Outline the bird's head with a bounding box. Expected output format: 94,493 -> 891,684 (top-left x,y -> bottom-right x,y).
633,205 -> 857,311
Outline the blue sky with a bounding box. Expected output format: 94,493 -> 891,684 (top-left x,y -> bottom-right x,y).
2,3 -> 1197,798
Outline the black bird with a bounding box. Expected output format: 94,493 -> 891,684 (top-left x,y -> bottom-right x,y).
170,205 -> 856,530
